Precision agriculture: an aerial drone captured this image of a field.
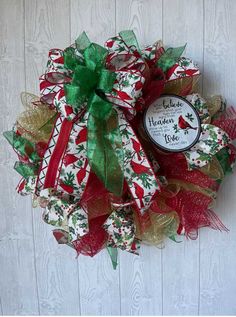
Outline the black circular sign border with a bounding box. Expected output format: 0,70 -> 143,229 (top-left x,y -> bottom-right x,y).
143,94 -> 202,153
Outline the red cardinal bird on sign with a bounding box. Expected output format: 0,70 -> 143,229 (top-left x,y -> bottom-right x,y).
178,115 -> 197,130
131,160 -> 152,175
75,127 -> 87,145
76,159 -> 88,184
133,182 -> 144,208
131,138 -> 142,161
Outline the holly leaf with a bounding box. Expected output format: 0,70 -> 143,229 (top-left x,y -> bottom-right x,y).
114,232 -> 122,242
138,174 -> 153,189
120,128 -> 132,139
79,223 -> 88,229
69,226 -> 75,235
173,123 -> 180,133
121,80 -> 130,87
186,113 -> 194,122
179,58 -> 190,67
77,144 -> 85,153
54,205 -> 64,217
114,218 -> 122,228
64,171 -> 75,186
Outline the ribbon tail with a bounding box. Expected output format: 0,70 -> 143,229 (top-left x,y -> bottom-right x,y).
103,204 -> 139,254
106,246 -> 118,270
36,112 -> 91,202
117,110 -> 161,214
41,192 -> 89,242
87,97 -> 124,196
3,130 -> 40,164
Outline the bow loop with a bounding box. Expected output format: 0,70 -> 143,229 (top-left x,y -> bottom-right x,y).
64,43 -> 116,112
119,30 -> 141,52
64,46 -> 83,72
37,31 -> 162,214
63,35 -> 124,196
87,93 -> 113,120
97,68 -> 116,92
75,31 -> 91,53
84,43 -> 108,72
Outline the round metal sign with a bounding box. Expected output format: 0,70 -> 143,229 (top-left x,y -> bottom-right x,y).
143,94 -> 201,152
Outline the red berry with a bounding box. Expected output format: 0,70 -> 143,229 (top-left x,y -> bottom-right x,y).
106,40 -> 114,48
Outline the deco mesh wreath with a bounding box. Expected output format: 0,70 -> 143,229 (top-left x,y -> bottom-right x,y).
4,30 -> 236,268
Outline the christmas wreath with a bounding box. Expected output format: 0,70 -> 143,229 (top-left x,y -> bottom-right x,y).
4,30 -> 236,268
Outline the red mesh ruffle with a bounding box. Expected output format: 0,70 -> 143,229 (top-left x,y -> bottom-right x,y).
165,190 -> 228,239
73,215 -> 108,257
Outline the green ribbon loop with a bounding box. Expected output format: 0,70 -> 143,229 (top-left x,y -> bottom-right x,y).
157,44 -> 187,72
64,47 -> 83,72
215,147 -> 232,176
4,130 -> 40,178
14,161 -> 37,178
3,131 -> 40,164
119,30 -> 140,52
88,93 -> 113,119
63,84 -> 82,109
75,31 -> 91,53
97,69 -> 116,91
63,33 -> 124,196
87,94 -> 124,196
84,43 -> 108,72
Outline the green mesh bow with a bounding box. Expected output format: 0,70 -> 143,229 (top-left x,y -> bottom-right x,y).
63,33 -> 124,196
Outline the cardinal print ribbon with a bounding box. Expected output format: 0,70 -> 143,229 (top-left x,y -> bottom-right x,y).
35,31 -> 162,218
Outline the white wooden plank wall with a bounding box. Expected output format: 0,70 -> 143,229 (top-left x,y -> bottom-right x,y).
0,0 -> 236,315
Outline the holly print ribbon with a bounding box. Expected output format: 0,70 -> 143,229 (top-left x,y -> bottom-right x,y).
182,94 -> 232,169
103,204 -> 140,254
184,124 -> 230,169
16,176 -> 37,196
39,189 -> 89,242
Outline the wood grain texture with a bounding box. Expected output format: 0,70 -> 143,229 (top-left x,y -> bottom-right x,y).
76,250 -> 121,316
0,297 -> 3,315
116,1 -> 163,315
163,0 -> 204,61
71,0 -> 116,45
1,0 -> 236,315
24,0 -> 81,315
0,0 -> 39,315
200,0 -> 236,315
116,0 -> 163,46
163,0 -> 204,91
162,238 -> 200,316
70,1 -> 121,315
119,246 -> 162,315
162,1 -> 204,315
